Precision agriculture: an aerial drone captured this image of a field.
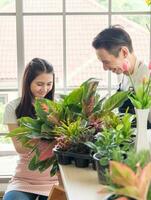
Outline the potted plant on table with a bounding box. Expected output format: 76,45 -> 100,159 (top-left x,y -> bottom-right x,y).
99,150 -> 151,200
53,118 -> 95,167
7,78 -> 129,176
86,111 -> 135,184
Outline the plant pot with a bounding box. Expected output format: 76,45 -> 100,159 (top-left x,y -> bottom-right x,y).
74,157 -> 89,168
104,194 -> 132,200
68,151 -> 91,168
54,148 -> 92,167
53,149 -> 73,165
93,153 -> 108,184
103,194 -> 120,200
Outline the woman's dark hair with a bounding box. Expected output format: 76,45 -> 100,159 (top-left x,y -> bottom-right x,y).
92,25 -> 133,57
16,57 -> 55,119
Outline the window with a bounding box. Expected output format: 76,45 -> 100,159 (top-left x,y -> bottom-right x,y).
0,0 -> 151,155
0,94 -> 8,104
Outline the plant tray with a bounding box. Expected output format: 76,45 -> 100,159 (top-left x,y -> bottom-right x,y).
53,148 -> 93,168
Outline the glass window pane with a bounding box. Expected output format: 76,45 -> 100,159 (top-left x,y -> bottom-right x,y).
23,0 -> 62,13
0,16 -> 17,90
111,0 -> 150,12
0,91 -> 18,132
112,15 -> 150,61
66,15 -> 108,88
24,16 -> 63,88
0,136 -> 13,149
66,0 -> 108,12
0,0 -> 15,12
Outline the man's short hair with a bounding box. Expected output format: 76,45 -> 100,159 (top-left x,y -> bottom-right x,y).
92,25 -> 133,57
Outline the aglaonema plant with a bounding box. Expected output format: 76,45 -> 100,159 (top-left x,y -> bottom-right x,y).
99,160 -> 151,200
6,78 -> 129,177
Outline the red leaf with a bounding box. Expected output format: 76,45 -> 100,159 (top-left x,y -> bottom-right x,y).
37,141 -> 55,161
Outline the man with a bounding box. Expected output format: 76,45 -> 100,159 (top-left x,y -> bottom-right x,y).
92,25 -> 151,127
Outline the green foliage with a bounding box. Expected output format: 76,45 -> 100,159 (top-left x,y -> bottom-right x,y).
125,149 -> 151,171
103,111 -> 135,140
99,150 -> 151,200
102,91 -> 129,112
87,111 -> 134,151
128,84 -> 151,109
101,150 -> 151,200
7,78 -> 129,176
28,153 -> 57,173
86,111 -> 135,166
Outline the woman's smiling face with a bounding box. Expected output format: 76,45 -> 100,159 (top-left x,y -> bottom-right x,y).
30,72 -> 53,98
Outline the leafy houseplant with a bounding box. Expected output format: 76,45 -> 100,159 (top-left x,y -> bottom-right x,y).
53,118 -> 95,167
122,60 -> 151,109
7,78 -> 128,176
99,150 -> 151,200
122,61 -> 151,152
86,111 -> 135,184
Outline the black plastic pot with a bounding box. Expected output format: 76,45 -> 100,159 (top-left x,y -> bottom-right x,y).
54,148 -> 92,167
72,153 -> 91,168
105,194 -> 133,200
93,153 -> 109,184
53,149 -> 73,165
104,194 -> 119,200
74,158 -> 89,167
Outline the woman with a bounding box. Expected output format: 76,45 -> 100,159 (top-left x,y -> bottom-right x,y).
3,58 -> 58,200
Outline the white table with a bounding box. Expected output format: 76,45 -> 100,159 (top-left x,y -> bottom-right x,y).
59,165 -> 109,200
59,131 -> 151,200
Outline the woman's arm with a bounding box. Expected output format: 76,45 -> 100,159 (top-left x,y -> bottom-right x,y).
8,124 -> 31,154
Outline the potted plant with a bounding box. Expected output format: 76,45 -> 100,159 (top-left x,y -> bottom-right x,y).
99,150 -> 151,200
7,78 -> 129,176
53,118 -> 95,167
86,111 -> 135,184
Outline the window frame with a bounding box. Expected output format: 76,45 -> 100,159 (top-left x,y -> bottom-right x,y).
0,0 -> 151,155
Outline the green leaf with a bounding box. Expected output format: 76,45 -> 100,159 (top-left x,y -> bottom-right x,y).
34,98 -> 54,121
7,127 -> 31,137
99,157 -> 109,166
135,85 -> 144,101
82,78 -> 99,100
116,124 -> 123,131
50,159 -> 59,176
128,96 -> 143,109
85,141 -> 98,152
18,117 -> 42,131
41,123 -> 53,135
102,91 -> 129,111
38,156 -> 56,172
64,87 -> 83,106
28,155 -> 39,170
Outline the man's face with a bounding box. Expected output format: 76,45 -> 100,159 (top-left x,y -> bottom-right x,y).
96,48 -> 124,74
